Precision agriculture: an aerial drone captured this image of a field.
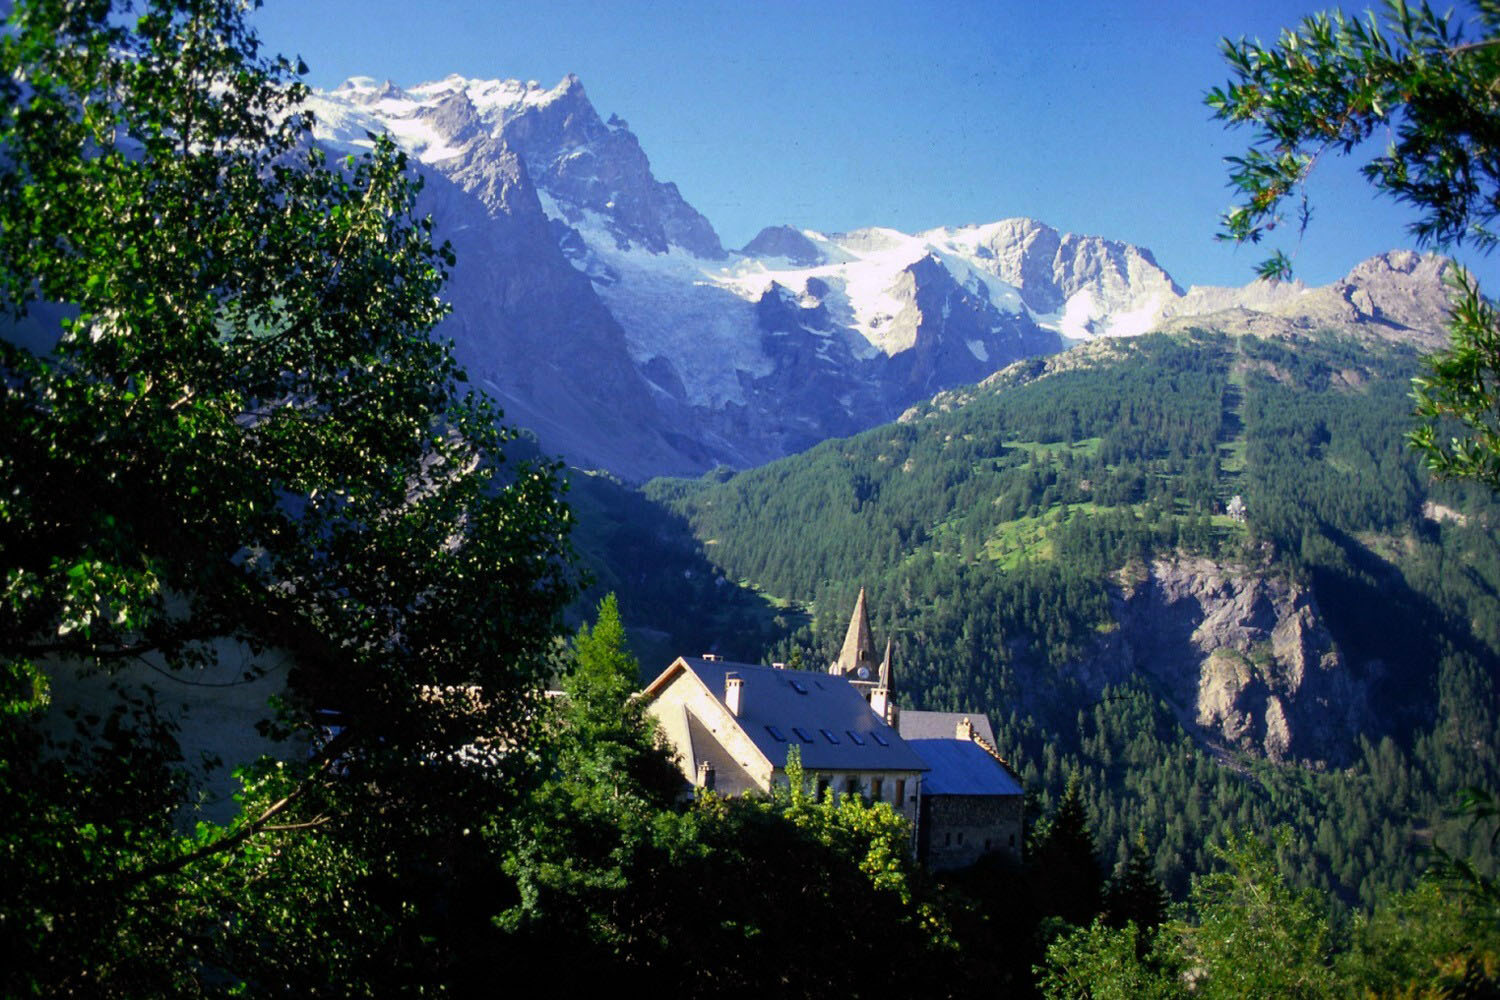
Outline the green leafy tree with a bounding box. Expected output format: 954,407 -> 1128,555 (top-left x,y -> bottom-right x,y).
1040,830 -> 1338,1000
1038,919 -> 1185,1000
1208,0 -> 1500,490
1182,830 -> 1339,1000
1343,880 -> 1500,997
0,0 -> 575,992
496,594 -> 695,971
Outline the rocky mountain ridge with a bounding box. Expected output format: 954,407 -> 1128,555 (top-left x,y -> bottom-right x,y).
304,74 -> 1456,480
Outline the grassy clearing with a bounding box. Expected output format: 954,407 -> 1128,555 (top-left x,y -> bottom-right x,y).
1003,437 -> 1103,461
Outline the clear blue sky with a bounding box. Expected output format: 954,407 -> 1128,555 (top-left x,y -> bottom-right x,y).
250,0 -> 1497,289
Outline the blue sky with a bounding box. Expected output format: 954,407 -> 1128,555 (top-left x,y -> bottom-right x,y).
251,1 -> 1497,289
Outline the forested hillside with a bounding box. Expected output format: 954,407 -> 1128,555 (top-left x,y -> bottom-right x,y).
641,329 -> 1500,906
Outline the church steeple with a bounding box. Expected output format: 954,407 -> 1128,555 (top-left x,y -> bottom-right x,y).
871,635 -> 898,726
832,587 -> 877,678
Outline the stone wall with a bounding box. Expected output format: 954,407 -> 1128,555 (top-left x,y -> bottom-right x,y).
918,794 -> 1023,872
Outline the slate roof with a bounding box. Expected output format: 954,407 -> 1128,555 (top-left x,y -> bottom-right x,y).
907,738 -> 1024,797
648,657 -> 928,773
898,710 -> 997,746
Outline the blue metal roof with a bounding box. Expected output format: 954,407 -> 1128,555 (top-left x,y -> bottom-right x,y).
907,738 -> 1024,797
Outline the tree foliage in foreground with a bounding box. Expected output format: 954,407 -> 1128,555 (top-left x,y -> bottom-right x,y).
1040,827 -> 1500,1000
0,0 -> 574,993
1209,0 -> 1500,490
494,598 -> 965,996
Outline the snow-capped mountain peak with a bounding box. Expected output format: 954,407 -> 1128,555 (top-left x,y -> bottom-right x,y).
299,73 -> 1452,480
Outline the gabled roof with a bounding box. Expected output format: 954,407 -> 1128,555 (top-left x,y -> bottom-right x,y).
644,656 -> 928,773
898,711 -> 997,745
907,739 -> 1024,797
684,709 -> 755,789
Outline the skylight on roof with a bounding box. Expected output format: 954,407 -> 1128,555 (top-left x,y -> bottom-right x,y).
845,730 -> 865,745
765,725 -> 787,742
788,679 -> 808,694
819,728 -> 840,744
871,731 -> 889,746
791,726 -> 814,743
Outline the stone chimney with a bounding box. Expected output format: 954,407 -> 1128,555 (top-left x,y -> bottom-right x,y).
871,686 -> 897,727
696,760 -> 716,790
956,717 -> 975,740
725,672 -> 744,716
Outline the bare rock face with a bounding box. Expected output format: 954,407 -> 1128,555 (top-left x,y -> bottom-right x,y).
884,254 -> 1061,397
963,218 -> 1184,327
416,139 -> 720,478
741,225 -> 824,266
1160,251 -> 1453,348
496,76 -> 725,260
1109,558 -> 1366,764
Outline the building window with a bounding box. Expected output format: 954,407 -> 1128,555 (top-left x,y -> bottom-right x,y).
871,778 -> 884,801
816,776 -> 829,799
944,832 -> 952,846
957,832 -> 965,845
845,777 -> 859,799
895,779 -> 905,805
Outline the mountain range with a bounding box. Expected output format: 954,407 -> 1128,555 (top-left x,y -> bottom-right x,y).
304,73 -> 1456,480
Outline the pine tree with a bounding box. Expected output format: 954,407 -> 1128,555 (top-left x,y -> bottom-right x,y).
1028,771 -> 1105,926
1104,829 -> 1169,932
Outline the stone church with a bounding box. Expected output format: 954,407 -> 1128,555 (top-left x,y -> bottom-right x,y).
642,589 -> 1024,871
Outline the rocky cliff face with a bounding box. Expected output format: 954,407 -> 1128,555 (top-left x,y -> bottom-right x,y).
1084,558 -> 1369,765
407,132 -> 719,477
305,74 -> 1457,479
1158,251 -> 1454,348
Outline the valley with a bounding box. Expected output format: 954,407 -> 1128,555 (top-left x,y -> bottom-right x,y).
588,328 -> 1500,907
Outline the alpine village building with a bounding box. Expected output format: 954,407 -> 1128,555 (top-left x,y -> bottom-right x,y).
641,589 -> 1024,871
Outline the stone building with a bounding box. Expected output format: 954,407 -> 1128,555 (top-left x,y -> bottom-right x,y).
641,654 -> 928,827
901,714 -> 1025,870
641,590 -> 1025,870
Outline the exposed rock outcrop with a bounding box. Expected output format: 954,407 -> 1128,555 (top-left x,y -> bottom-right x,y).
741,225 -> 824,266
1103,557 -> 1367,764
1159,251 -> 1453,348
